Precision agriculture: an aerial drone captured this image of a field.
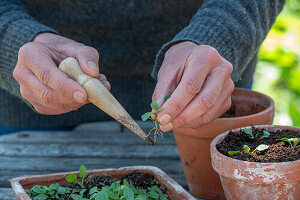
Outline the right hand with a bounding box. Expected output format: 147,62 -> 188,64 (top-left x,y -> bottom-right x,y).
13,33 -> 110,115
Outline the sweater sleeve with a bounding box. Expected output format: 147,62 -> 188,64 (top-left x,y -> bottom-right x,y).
0,0 -> 57,100
152,0 -> 285,83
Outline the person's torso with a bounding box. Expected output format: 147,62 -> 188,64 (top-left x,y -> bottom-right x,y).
21,0 -> 203,77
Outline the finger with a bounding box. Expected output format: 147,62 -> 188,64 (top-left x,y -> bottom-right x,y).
24,47 -> 88,104
170,63 -> 233,129
98,74 -> 111,90
74,46 -> 100,77
182,92 -> 232,129
178,79 -> 234,129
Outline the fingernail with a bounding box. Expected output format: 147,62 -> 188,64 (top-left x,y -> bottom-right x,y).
73,91 -> 86,103
87,61 -> 99,73
159,114 -> 171,124
161,122 -> 173,132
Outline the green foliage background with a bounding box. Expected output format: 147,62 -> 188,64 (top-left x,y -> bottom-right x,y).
254,0 -> 300,126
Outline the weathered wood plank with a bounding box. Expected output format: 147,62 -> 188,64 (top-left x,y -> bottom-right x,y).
0,188 -> 16,200
0,143 -> 179,159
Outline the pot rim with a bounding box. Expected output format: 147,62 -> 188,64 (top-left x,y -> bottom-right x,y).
210,125 -> 300,184
11,166 -> 196,200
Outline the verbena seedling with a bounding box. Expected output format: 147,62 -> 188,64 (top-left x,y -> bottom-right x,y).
66,164 -> 88,188
26,165 -> 169,200
243,128 -> 270,140
243,128 -> 254,139
141,94 -> 171,143
276,137 -> 300,148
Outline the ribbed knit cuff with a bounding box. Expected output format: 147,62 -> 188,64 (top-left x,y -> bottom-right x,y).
0,18 -> 58,107
152,16 -> 237,81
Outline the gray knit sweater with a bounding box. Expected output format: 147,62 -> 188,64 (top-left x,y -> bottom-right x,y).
0,0 -> 285,128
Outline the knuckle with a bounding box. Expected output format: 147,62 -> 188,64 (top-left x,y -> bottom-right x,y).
168,100 -> 184,115
39,68 -> 51,85
199,112 -> 212,124
41,88 -> 53,103
13,67 -> 21,81
183,79 -> 201,95
229,79 -> 235,93
175,115 -> 187,127
198,94 -> 216,110
220,62 -> 233,76
80,46 -> 99,59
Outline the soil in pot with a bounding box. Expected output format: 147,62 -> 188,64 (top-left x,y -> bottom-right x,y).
217,127 -> 300,162
220,103 -> 266,118
25,172 -> 169,200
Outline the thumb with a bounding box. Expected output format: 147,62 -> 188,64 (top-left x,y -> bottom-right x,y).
75,46 -> 100,78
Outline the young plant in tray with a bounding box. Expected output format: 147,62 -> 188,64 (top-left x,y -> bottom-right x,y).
26,165 -> 168,200
242,128 -> 270,139
141,95 -> 171,143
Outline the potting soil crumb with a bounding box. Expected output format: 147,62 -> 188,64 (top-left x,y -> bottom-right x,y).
217,128 -> 300,162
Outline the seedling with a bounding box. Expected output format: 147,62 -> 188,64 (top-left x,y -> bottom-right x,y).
243,128 -> 254,139
26,165 -> 169,200
66,165 -> 88,188
252,144 -> 269,153
243,145 -> 250,153
276,137 -> 300,148
141,95 -> 171,143
242,128 -> 270,140
260,130 -> 271,139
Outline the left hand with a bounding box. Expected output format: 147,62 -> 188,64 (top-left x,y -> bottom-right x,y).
152,41 -> 234,131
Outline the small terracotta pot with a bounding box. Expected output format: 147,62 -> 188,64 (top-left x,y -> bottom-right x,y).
211,125 -> 300,200
173,88 -> 274,199
11,166 -> 196,200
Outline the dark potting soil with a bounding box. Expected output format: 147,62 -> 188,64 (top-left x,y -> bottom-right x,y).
217,128 -> 300,162
221,103 -> 266,118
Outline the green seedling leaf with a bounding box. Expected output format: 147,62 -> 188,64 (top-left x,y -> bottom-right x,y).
243,145 -> 250,153
80,189 -> 86,196
33,194 -> 48,200
89,186 -> 98,195
123,187 -> 134,200
107,190 -> 119,199
243,128 -> 254,139
49,183 -> 60,190
150,101 -> 158,110
157,107 -> 163,112
57,186 -> 66,195
66,173 -> 78,183
141,112 -> 152,121
277,137 -> 294,147
80,165 -> 88,179
71,194 -> 84,200
261,130 -> 270,139
32,185 -> 43,194
123,179 -> 129,187
228,151 -> 240,155
163,94 -> 171,102
94,191 -> 109,200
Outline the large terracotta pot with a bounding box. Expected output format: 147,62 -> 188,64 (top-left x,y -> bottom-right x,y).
173,88 -> 274,199
211,125 -> 300,200
11,166 -> 196,200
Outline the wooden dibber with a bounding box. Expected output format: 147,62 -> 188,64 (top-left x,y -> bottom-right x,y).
59,57 -> 154,145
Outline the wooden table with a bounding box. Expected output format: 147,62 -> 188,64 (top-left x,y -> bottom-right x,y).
0,121 -> 202,199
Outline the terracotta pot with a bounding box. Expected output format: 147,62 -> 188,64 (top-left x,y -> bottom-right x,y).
173,88 -> 275,199
11,166 -> 196,200
211,125 -> 300,200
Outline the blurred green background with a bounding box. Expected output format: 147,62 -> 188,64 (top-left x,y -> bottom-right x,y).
253,0 -> 300,126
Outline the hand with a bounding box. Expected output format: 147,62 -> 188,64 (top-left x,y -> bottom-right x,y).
153,42 -> 234,131
13,33 -> 110,115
